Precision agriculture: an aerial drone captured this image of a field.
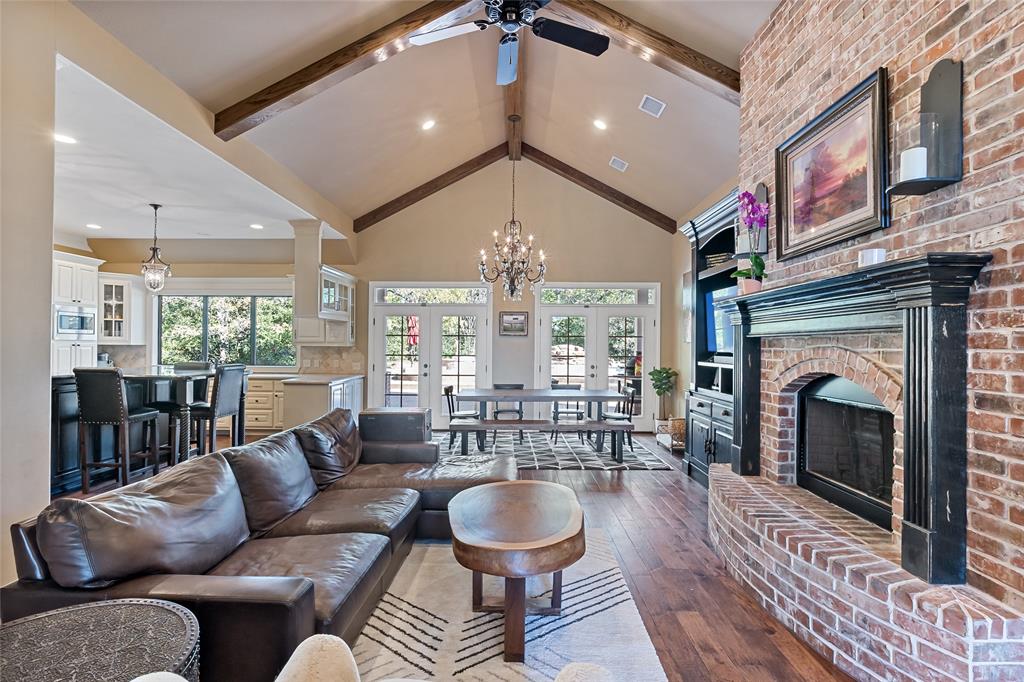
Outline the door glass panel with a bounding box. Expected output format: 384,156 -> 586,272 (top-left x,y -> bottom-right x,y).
607,316 -> 643,414
550,315 -> 587,411
440,315 -> 477,407
385,315 -> 420,407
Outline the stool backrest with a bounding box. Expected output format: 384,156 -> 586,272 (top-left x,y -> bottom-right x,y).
443,385 -> 457,416
74,368 -> 128,425
210,364 -> 246,416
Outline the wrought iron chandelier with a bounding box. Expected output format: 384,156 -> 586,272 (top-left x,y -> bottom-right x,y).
479,160 -> 546,301
140,203 -> 171,292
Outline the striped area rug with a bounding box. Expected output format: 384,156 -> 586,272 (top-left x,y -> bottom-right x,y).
433,431 -> 672,471
353,530 -> 667,681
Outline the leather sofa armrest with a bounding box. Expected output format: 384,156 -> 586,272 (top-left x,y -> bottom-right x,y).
112,574 -> 316,682
361,441 -> 439,464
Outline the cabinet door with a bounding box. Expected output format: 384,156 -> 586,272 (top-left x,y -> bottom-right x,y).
75,266 -> 98,306
52,343 -> 74,375
100,282 -> 128,343
273,391 -> 285,428
712,427 -> 733,465
687,414 -> 712,465
330,384 -> 345,410
75,343 -> 97,369
53,261 -> 76,303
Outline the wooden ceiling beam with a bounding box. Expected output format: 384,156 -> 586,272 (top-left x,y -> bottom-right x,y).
545,0 -> 740,105
214,1 -> 480,140
354,143 -> 509,232
504,34 -> 525,160
521,143 -> 676,233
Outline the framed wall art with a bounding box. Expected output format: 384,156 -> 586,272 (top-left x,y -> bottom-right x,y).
498,311 -> 529,336
775,68 -> 889,260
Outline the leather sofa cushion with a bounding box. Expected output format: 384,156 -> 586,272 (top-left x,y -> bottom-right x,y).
208,533 -> 389,636
222,431 -> 318,534
36,453 -> 249,589
267,488 -> 420,551
293,409 -> 362,488
327,452 -> 517,510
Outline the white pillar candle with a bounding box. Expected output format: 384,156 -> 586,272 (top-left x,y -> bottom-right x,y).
899,146 -> 928,182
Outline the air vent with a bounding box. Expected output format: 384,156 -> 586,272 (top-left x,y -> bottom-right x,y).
638,94 -> 666,118
609,156 -> 629,173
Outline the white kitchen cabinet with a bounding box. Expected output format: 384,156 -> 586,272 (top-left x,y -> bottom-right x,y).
282,376 -> 364,428
98,274 -> 146,345
294,266 -> 356,347
52,254 -> 102,305
319,266 -> 354,321
52,341 -> 97,375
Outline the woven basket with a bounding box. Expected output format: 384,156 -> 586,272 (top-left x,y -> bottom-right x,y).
668,417 -> 686,447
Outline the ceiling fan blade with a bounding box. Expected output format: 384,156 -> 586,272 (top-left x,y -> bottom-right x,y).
531,17 -> 609,56
409,20 -> 487,46
496,35 -> 519,85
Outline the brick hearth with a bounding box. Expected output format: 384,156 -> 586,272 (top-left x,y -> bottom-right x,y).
709,465 -> 1024,681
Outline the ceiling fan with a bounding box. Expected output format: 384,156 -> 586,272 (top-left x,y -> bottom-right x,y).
409,0 -> 610,85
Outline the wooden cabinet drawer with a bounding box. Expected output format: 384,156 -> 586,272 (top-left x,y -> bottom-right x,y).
689,397 -> 712,417
712,403 -> 733,423
248,379 -> 276,392
245,410 -> 273,427
246,393 -> 273,408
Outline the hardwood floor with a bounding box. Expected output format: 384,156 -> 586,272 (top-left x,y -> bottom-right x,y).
520,434 -> 849,682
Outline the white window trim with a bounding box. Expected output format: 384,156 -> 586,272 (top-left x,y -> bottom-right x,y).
536,281 -> 659,306
369,280 -> 491,306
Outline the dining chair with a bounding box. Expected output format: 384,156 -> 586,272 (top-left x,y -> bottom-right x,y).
444,385 -> 480,449
602,386 -> 637,451
491,383 -> 525,444
74,367 -> 161,493
192,363 -> 247,454
550,383 -> 586,445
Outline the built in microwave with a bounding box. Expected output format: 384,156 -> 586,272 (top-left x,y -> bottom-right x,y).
53,305 -> 97,340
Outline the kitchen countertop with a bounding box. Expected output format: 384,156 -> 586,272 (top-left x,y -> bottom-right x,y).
247,372 -> 300,381
281,374 -> 364,386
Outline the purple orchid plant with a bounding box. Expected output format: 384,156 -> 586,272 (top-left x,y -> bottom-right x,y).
733,190 -> 769,281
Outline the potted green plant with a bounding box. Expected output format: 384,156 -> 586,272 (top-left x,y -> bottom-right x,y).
648,366 -> 679,434
732,190 -> 769,294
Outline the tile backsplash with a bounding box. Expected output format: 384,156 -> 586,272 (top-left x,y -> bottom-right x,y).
99,344 -> 147,368
298,345 -> 365,374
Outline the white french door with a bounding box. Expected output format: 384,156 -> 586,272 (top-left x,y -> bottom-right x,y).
370,305 -> 489,428
537,305 -> 659,431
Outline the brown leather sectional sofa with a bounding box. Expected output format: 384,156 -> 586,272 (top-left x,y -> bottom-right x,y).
0,408 -> 515,681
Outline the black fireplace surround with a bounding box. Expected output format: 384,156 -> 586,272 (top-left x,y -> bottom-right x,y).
720,253 -> 991,585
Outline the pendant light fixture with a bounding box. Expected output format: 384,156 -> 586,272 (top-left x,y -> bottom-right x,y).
141,203 -> 171,292
479,160 -> 546,301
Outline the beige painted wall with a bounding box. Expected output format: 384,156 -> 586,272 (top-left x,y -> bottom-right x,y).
1,0 -> 59,584
338,160 -> 688,406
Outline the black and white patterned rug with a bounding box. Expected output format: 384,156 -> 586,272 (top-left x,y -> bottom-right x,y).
433,431 -> 672,471
352,530 -> 667,680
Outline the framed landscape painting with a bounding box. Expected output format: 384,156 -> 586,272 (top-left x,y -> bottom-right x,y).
775,68 -> 889,260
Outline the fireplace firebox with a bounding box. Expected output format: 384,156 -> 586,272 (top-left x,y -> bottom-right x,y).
798,375 -> 894,529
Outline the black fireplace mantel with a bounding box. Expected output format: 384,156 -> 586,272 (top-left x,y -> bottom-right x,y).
720,252 -> 991,584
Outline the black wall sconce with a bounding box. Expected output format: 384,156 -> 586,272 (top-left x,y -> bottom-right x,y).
888,59 -> 963,196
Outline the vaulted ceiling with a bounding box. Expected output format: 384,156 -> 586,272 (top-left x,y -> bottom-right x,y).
75,0 -> 777,230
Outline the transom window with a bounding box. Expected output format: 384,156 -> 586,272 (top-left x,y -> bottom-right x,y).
539,286 -> 656,305
159,295 -> 295,366
375,286 -> 488,305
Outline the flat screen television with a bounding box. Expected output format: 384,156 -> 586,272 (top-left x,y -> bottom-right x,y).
705,286 -> 737,354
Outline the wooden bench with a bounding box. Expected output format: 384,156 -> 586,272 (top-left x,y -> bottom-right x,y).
448,418 -> 635,462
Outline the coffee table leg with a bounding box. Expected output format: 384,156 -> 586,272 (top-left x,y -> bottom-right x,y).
504,577 -> 526,662
551,570 -> 563,611
472,570 -> 483,612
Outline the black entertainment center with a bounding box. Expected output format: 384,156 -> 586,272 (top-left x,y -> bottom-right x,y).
680,190 -> 739,486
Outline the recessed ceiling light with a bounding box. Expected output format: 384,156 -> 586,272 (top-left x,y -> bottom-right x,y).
85,223 -> 102,230
249,223 -> 264,230
639,95 -> 667,118
421,120 -> 436,131
54,133 -> 77,144
609,156 -> 629,173
593,119 -> 608,130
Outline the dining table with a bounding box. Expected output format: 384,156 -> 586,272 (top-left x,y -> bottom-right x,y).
119,365 -> 250,462
455,386 -> 628,452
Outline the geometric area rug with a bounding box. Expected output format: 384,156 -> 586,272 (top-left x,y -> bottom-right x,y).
352,529 -> 668,681
434,431 -> 673,471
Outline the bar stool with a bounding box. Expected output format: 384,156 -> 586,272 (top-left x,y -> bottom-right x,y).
145,362 -> 214,465
444,385 -> 480,449
192,363 -> 246,454
74,368 -> 160,493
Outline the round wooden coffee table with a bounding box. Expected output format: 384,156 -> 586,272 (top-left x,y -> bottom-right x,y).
448,480 -> 585,662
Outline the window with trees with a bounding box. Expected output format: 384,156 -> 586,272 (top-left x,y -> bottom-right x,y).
159,295 -> 295,366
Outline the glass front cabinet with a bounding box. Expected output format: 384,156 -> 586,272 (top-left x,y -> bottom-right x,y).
98,274 -> 146,345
